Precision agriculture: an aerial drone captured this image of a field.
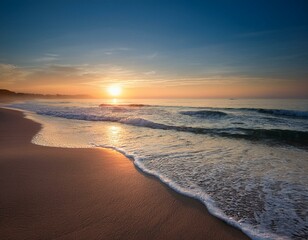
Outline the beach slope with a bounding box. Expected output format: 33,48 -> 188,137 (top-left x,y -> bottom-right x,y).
0,108 -> 249,240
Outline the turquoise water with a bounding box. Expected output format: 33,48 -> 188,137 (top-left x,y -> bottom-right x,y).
8,98 -> 308,240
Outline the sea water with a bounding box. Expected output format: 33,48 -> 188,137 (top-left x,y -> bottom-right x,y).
7,98 -> 308,240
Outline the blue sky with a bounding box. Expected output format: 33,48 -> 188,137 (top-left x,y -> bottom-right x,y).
0,0 -> 307,97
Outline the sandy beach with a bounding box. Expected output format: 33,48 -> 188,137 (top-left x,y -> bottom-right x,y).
0,108 -> 250,240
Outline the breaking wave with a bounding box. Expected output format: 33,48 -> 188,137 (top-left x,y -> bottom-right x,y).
36,110 -> 308,147
180,110 -> 228,118
255,109 -> 308,119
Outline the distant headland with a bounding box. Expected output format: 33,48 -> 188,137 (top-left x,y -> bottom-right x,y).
0,89 -> 92,102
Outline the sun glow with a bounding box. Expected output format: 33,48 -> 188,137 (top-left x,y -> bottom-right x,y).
107,85 -> 122,97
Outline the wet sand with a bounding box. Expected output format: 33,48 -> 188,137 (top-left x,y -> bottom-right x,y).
0,108 -> 250,240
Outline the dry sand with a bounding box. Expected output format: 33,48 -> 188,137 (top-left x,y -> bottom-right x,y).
0,108 -> 250,240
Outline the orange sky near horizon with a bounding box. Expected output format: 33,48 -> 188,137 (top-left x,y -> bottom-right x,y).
0,61 -> 306,99
2,76 -> 307,99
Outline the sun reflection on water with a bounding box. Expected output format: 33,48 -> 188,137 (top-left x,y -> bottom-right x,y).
106,125 -> 121,145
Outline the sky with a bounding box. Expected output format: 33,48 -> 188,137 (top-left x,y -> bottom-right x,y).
0,0 -> 307,98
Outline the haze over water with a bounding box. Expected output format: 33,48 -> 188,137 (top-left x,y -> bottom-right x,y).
8,98 -> 308,240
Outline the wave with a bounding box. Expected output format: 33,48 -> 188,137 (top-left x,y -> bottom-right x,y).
119,117 -> 170,129
222,128 -> 308,147
37,110 -> 308,147
179,107 -> 308,119
180,110 -> 228,118
219,107 -> 308,119
255,109 -> 308,119
109,103 -> 308,120
93,144 -> 286,240
121,119 -> 308,147
99,103 -> 149,107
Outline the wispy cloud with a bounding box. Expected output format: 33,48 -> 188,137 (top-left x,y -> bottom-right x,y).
34,53 -> 59,62
1,61 -> 304,96
146,52 -> 158,59
144,71 -> 156,75
48,64 -> 81,73
102,47 -> 132,55
0,63 -> 30,84
46,53 -> 59,57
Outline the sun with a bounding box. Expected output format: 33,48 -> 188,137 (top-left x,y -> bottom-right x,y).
107,85 -> 122,97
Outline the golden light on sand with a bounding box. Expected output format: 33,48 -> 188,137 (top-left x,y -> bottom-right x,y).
107,85 -> 122,97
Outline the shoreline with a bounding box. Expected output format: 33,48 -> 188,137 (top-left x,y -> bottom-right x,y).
0,107 -> 250,239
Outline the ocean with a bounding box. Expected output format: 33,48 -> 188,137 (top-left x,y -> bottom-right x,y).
7,98 -> 308,240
